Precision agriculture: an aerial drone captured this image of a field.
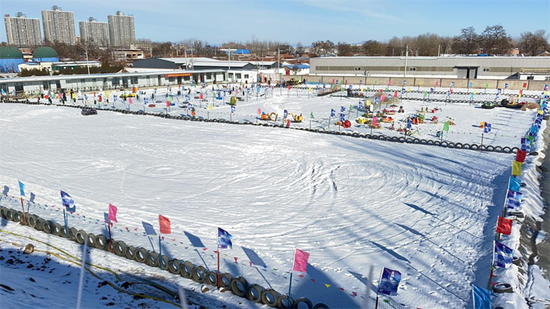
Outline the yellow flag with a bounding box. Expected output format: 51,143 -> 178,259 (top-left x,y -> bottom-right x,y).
407,87 -> 411,92
518,93 -> 522,98
309,87 -> 312,92
473,91 -> 477,95
208,104 -> 213,111
539,110 -> 544,115
106,91 -> 111,98
366,100 -> 371,106
512,161 -> 522,176
325,284 -> 331,288
419,82 -> 423,86
360,87 -> 364,92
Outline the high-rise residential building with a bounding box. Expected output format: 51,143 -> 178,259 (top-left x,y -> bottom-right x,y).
4,12 -> 42,47
79,17 -> 109,47
108,11 -> 135,48
41,5 -> 76,45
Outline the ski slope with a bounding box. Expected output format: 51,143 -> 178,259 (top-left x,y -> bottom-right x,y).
0,91 -> 541,308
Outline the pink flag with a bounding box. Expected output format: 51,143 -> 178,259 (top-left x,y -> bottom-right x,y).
257,108 -> 262,115
388,80 -> 392,86
128,98 -> 132,104
381,95 -> 386,101
373,117 -> 378,126
159,215 -> 171,234
108,204 -> 118,223
435,81 -> 439,87
293,249 -> 309,272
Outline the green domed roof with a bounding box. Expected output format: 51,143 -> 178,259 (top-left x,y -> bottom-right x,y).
0,46 -> 23,59
33,46 -> 58,58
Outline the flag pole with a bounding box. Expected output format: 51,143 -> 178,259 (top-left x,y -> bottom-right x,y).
63,208 -> 69,238
108,221 -> 113,253
20,197 -> 27,225
288,249 -> 296,300
217,240 -> 221,289
159,235 -> 162,269
375,268 -> 384,309
488,240 -> 495,289
328,115 -> 331,130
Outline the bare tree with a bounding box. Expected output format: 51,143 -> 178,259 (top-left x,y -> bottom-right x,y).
519,30 -> 549,56
452,27 -> 479,55
337,42 -> 353,56
480,25 -> 512,55
362,40 -> 387,56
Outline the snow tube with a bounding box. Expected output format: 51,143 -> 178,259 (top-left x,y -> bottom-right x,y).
455,143 -> 464,149
470,144 -> 479,150
179,261 -> 194,278
42,220 -> 53,234
75,230 -> 87,244
294,297 -> 314,309
53,223 -> 65,237
145,252 -> 159,267
246,284 -> 264,302
342,120 -> 351,128
277,295 -> 295,308
313,303 -> 330,309
261,289 -> 280,307
230,276 -> 248,297
135,248 -> 148,263
27,214 -> 38,228
492,283 -> 513,293
124,245 -> 136,260
503,147 -> 512,153
191,265 -> 207,283
167,259 -> 181,274
220,273 -> 232,288
113,240 -> 127,257
94,235 -> 109,251
159,255 -> 169,270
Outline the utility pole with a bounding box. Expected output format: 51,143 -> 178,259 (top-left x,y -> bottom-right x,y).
404,45 -> 408,78
85,45 -> 91,75
277,47 -> 280,84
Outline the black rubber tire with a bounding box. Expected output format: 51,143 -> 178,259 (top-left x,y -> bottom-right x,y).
492,283 -> 513,293
69,227 -> 78,241
398,137 -> 406,143
261,289 -> 280,307
27,214 -> 38,228
75,230 -> 87,244
86,233 -> 96,247
145,251 -> 159,267
277,295 -> 295,308
246,284 -> 264,302
230,276 -> 248,297
179,261 -> 194,278
191,265 -> 207,283
135,247 -> 148,263
294,297 -> 314,309
159,254 -> 169,270
219,273 -> 232,288
12,211 -> 22,223
471,144 -> 479,150
113,240 -> 127,257
413,138 -> 420,144
378,136 -> 386,141
53,223 -> 65,237
503,146 -> 512,153
94,234 -> 109,251
511,147 -> 519,154
434,141 -> 441,146
205,270 -> 219,286
391,136 -> 398,142
479,145 -> 487,151
406,138 -> 413,143
448,142 -> 455,148
486,145 -> 495,152
42,220 -> 53,234
455,143 -> 464,149
0,207 -> 7,219
494,146 -> 503,153
5,209 -> 14,221
124,245 -> 137,260
167,259 -> 181,274
313,303 -> 330,309
441,142 -> 449,148
427,140 -> 434,145
463,143 -> 471,149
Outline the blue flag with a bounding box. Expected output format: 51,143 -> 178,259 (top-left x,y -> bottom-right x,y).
509,177 -> 521,192
507,198 -> 520,209
231,105 -> 235,113
142,221 -> 156,235
60,190 -> 76,212
30,192 -> 36,204
341,106 -> 345,112
407,119 -> 412,129
505,83 -> 509,89
430,87 -> 434,94
330,109 -> 336,117
340,113 -> 345,122
358,102 -> 363,109
144,98 -> 148,104
472,284 -> 492,309
18,180 -> 25,197
451,82 -> 455,87
401,88 -> 406,94
378,268 -> 401,296
494,241 -> 513,268
469,82 -> 473,88
2,185 -> 9,196
1,89 -> 5,96
484,123 -> 491,133
218,228 -> 233,249
284,109 -> 288,118
402,80 -> 406,85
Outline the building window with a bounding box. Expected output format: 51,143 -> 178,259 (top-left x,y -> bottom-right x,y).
483,68 -> 490,72
169,77 -> 175,82
244,74 -> 249,78
236,73 -> 242,79
409,67 -> 416,71
527,76 -> 534,80
354,67 -> 361,71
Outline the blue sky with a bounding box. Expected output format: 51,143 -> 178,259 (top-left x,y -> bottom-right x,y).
1,0 -> 549,45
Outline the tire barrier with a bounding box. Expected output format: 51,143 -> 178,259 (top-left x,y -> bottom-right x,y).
492,283 -> 513,293
53,223 -> 65,237
441,142 -> 449,148
159,255 -> 169,270
294,297 -> 314,309
0,206 -> 6,219
391,136 -> 399,142
167,259 -> 180,274
86,233 -> 97,248
69,227 -> 78,240
124,245 -> 136,260
398,137 -> 406,143
479,145 -> 487,151
135,247 -> 148,263
378,136 -> 386,141
12,210 -> 22,223
261,289 -> 280,307
448,142 -> 455,148
246,284 -> 264,302
277,295 -> 295,308
455,143 -> 464,149
512,256 -> 521,266
406,138 -> 414,144
191,265 -> 207,283
434,141 -> 441,146
471,144 -> 479,150
230,276 -> 248,297
503,146 -> 512,153
511,147 -> 519,154
486,145 -> 495,152
94,234 -> 109,251
204,270 -> 219,286
42,220 -> 53,234
179,261 -> 194,278
75,230 -> 87,244
5,208 -> 14,221
145,251 -> 159,267
219,273 -> 232,288
113,240 -> 127,257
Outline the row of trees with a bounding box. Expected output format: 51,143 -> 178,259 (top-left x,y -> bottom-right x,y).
324,26 -> 549,57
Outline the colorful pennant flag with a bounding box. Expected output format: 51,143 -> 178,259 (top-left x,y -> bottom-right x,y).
60,190 -> 76,212
18,180 -> 25,197
218,228 -> 233,249
159,215 -> 171,234
472,285 -> 492,309
515,149 -> 527,163
378,268 -> 401,296
293,249 -> 309,273
494,241 -> 513,268
108,204 -> 118,223
142,221 -> 156,235
511,161 -> 522,176
496,216 -> 512,235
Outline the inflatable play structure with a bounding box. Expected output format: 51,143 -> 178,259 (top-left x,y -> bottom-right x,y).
288,113 -> 304,122
81,107 -> 97,116
259,112 -> 278,121
482,102 -> 496,109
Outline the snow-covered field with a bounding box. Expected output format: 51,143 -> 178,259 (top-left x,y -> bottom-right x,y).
0,88 -> 546,309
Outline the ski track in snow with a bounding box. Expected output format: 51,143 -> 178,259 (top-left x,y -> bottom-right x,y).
0,91 -> 539,308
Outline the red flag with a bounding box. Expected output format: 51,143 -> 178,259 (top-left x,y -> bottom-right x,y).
288,85 -> 291,90
166,101 -> 170,108
516,149 -> 527,163
159,215 -> 171,234
496,216 -> 512,235
292,249 -> 309,272
519,89 -> 523,95
394,91 -> 398,97
108,204 -> 118,223
522,83 -> 527,88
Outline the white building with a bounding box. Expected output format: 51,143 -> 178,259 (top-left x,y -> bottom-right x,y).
4,12 -> 42,47
108,11 -> 135,48
41,5 -> 76,45
79,17 -> 109,47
